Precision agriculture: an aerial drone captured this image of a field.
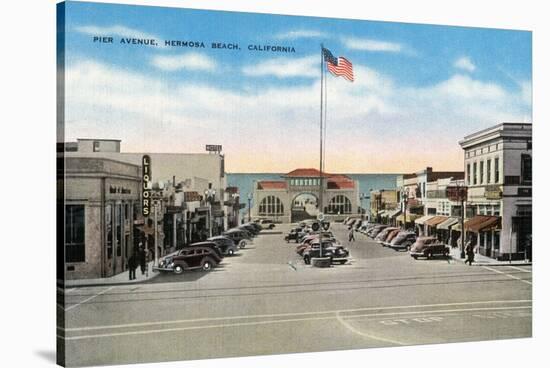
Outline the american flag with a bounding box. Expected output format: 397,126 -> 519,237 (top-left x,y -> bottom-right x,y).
322,47 -> 354,82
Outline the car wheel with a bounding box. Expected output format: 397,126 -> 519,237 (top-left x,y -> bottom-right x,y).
173,264 -> 184,274
304,255 -> 311,265
201,259 -> 214,271
427,252 -> 433,259
337,260 -> 347,265
239,240 -> 246,248
413,255 -> 418,260
227,248 -> 235,256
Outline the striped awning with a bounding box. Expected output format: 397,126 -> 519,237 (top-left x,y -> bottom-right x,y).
464,215 -> 501,233
425,216 -> 449,227
387,209 -> 401,218
396,214 -> 420,223
415,215 -> 434,225
437,217 -> 459,230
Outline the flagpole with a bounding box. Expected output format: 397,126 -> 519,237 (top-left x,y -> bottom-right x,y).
319,44 -> 324,258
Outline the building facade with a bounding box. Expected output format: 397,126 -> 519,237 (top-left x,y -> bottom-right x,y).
251,168 -> 360,223
459,123 -> 532,260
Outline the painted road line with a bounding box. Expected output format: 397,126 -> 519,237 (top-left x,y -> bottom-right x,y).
61,305 -> 531,341
61,299 -> 531,332
483,266 -> 532,285
507,266 -> 532,273
65,286 -> 115,312
335,311 -> 406,346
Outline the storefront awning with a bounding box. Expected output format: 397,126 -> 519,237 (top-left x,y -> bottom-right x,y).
425,216 -> 449,227
465,215 -> 501,233
387,209 -> 401,218
378,210 -> 388,217
437,217 -> 459,230
396,214 -> 421,223
415,215 -> 434,225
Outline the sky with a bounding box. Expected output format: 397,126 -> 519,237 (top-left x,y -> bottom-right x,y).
60,1 -> 532,173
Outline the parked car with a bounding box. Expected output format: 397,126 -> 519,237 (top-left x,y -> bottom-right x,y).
296,234 -> 338,255
207,236 -> 239,256
187,241 -> 224,259
388,231 -> 417,250
368,225 -> 388,238
375,227 -> 399,243
223,228 -> 252,248
238,224 -> 259,236
303,241 -> 350,265
154,244 -> 222,274
259,219 -> 276,230
284,227 -> 303,242
409,237 -> 450,259
381,228 -> 401,246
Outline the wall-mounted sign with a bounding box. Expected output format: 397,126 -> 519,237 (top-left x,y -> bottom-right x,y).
446,186 -> 468,202
485,185 -> 502,200
206,144 -> 222,153
142,155 -> 151,216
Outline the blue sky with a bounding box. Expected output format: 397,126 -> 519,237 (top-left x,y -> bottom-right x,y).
61,1 -> 532,173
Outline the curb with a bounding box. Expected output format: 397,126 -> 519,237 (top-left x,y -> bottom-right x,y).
450,256 -> 531,267
59,271 -> 161,289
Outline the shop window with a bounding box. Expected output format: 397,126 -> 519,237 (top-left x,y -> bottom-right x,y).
93,141 -> 100,152
521,154 -> 532,184
494,232 -> 500,250
65,205 -> 85,263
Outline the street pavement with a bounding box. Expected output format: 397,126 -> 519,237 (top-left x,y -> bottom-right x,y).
58,223 -> 532,367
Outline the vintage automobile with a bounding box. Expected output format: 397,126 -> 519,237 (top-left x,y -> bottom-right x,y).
238,224 -> 259,236
375,227 -> 399,243
207,236 -> 239,256
381,228 -> 401,246
387,231 -> 417,250
368,225 -> 388,238
409,237 -> 450,259
295,233 -> 337,255
223,228 -> 252,248
284,227 -> 303,242
302,241 -> 350,265
259,219 -> 276,230
154,244 -> 223,274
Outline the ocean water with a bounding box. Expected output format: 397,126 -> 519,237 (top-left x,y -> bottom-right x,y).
227,173 -> 400,214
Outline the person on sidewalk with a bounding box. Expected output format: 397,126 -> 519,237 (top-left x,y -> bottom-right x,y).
465,241 -> 475,266
127,252 -> 137,280
348,228 -> 355,242
138,244 -> 146,275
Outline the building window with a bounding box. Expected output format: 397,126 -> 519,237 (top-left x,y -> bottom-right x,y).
473,162 -> 477,185
480,161 -> 484,184
487,159 -> 491,184
258,196 -> 284,216
65,205 -> 85,263
106,204 -> 112,259
521,154 -> 532,184
93,141 -> 100,152
327,195 -> 352,214
493,205 -> 500,216
467,163 -> 471,185
116,204 -> 122,257
494,157 -> 500,183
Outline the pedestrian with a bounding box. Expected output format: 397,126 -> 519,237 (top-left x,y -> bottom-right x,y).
138,244 -> 146,275
127,251 -> 137,280
465,240 -> 475,266
348,228 -> 355,242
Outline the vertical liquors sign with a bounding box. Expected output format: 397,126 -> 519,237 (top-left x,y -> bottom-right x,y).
142,155 -> 151,216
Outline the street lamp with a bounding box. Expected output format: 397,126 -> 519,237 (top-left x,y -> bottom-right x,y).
359,193 -> 367,220
204,185 -> 216,238
247,193 -> 252,222
231,193 -> 240,227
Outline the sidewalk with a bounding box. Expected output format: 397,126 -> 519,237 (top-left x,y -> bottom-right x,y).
63,261 -> 160,288
449,246 -> 531,266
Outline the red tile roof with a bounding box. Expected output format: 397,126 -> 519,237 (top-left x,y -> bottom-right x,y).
327,179 -> 355,189
258,181 -> 287,190
283,168 -> 352,180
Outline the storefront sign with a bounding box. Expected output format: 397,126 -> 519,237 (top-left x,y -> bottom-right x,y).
165,205 -> 185,214
446,186 -> 468,202
485,185 -> 502,200
142,155 -> 151,216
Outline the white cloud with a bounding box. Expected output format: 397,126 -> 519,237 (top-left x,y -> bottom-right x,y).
242,55 -> 318,78
342,37 -> 404,53
65,59 -> 531,172
454,56 -> 476,72
74,25 -> 159,41
275,29 -> 327,40
150,53 -> 217,71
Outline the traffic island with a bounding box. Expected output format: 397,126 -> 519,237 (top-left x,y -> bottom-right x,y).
311,257 -> 331,268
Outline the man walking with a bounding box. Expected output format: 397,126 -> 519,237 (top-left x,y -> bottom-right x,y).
138,244 -> 146,275
128,251 -> 137,280
465,240 -> 475,266
348,227 -> 355,242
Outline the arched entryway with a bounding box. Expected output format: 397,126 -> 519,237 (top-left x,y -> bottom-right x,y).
326,194 -> 352,215
291,193 -> 318,223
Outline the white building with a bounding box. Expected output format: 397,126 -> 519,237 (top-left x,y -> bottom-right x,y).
459,123 -> 532,260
